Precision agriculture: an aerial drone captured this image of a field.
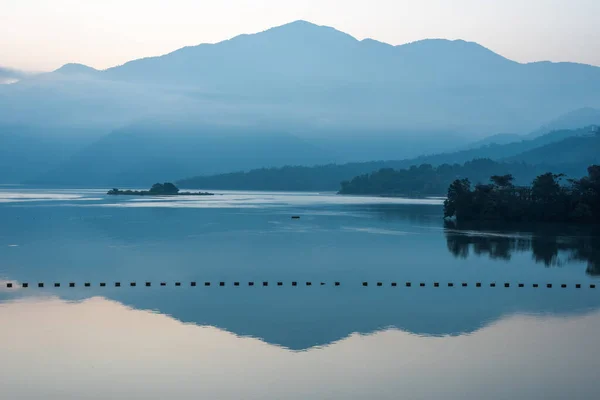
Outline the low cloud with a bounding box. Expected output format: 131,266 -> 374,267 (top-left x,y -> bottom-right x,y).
0,66 -> 25,84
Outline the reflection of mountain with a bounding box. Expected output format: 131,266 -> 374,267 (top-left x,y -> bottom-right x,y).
2,287 -> 600,351
444,221 -> 600,276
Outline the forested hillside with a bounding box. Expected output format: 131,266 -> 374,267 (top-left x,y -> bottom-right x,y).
178,127 -> 598,192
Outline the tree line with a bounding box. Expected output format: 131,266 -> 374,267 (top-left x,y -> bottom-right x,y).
443,165 -> 600,223
338,159 -> 552,196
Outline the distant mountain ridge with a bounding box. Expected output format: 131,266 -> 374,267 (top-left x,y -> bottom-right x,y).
506,130 -> 600,165
527,108 -> 600,138
178,126 -> 599,191
53,63 -> 99,75
2,20 -> 600,184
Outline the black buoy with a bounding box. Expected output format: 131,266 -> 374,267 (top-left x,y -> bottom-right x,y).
291,216 -> 300,219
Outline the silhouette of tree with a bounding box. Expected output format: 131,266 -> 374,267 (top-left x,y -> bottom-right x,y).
444,165 -> 600,223
490,174 -> 514,188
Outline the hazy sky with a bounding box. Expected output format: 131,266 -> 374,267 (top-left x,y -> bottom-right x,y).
1,0 -> 599,71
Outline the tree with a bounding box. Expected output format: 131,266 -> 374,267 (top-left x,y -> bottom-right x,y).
162,182 -> 180,194
444,178 -> 472,219
443,166 -> 599,223
531,173 -> 564,202
149,182 -> 180,195
490,174 -> 514,188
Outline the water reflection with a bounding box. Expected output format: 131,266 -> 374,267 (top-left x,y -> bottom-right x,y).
444,221 -> 600,276
2,190 -> 600,398
2,284 -> 600,350
1,293 -> 600,400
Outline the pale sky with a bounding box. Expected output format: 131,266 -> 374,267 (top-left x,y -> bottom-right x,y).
1,0 -> 599,72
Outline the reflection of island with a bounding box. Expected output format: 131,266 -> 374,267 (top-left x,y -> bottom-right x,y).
107,182 -> 213,196
444,221 -> 600,276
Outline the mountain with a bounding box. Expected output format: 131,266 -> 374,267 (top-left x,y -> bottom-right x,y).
506,130 -> 600,166
178,126 -> 598,191
2,20 -> 600,185
528,108 -> 600,138
459,133 -> 524,150
337,130 -> 600,196
52,63 -> 99,77
178,159 -> 549,193
32,120 -> 332,186
91,21 -> 600,135
406,126 -> 598,166
456,107 -> 600,151
0,124 -> 106,183
177,162 -> 407,191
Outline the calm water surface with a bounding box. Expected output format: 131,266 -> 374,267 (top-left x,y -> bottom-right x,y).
1,188 -> 599,399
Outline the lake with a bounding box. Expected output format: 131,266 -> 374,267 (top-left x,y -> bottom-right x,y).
1,188 -> 599,399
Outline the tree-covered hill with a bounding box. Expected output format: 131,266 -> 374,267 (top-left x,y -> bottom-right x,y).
178,127 -> 597,193
505,131 -> 600,165
337,159 -> 551,196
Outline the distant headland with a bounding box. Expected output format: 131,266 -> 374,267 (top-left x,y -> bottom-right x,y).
107,182 -> 213,196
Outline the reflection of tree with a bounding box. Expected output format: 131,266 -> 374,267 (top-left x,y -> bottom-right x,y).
472,235 -> 512,260
446,233 -> 514,261
446,233 -> 470,259
531,236 -> 561,267
444,221 -> 600,276
570,240 -> 600,276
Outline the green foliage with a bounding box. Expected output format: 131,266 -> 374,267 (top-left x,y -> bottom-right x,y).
443,165 -> 600,223
339,159 -> 546,196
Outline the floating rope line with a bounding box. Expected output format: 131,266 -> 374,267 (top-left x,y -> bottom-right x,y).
2,281 -> 598,289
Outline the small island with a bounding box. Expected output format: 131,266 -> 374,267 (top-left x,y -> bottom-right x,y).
107,182 -> 214,196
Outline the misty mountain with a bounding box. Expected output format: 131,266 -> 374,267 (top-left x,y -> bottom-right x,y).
88,21 -> 600,134
0,124 -> 106,183
178,126 -> 598,191
2,20 -> 600,185
52,63 -> 100,77
425,126 -> 597,164
459,133 -> 524,150
31,120 -> 332,186
528,107 -> 600,138
506,130 -> 600,166
455,107 -> 600,151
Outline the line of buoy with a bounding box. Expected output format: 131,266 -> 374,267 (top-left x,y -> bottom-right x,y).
2,281 -> 597,289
